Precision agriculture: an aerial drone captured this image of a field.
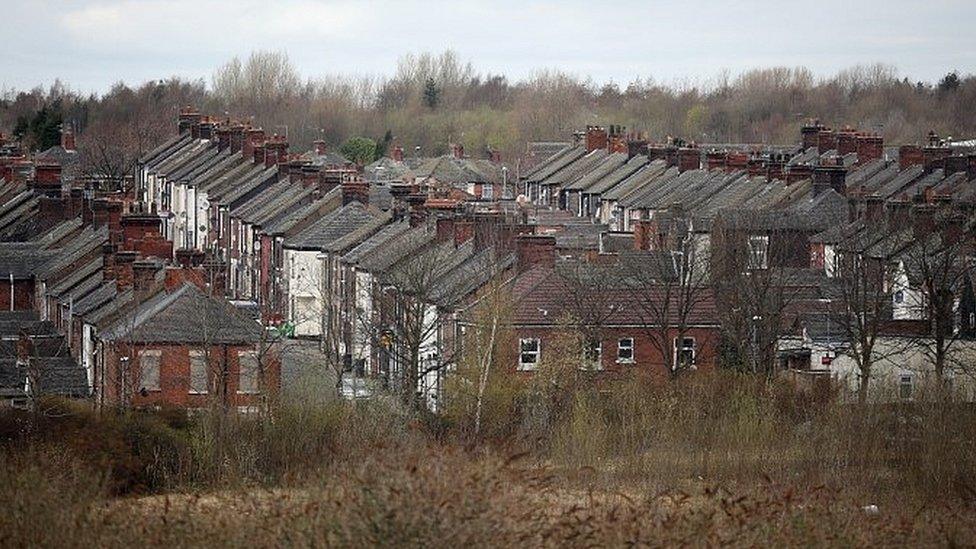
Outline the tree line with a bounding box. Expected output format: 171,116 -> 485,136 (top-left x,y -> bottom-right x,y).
2,50 -> 974,170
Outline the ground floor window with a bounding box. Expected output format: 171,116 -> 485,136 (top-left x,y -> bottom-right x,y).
899,374 -> 913,400
138,349 -> 161,392
189,351 -> 208,394
674,337 -> 696,370
617,338 -> 634,363
519,338 -> 540,370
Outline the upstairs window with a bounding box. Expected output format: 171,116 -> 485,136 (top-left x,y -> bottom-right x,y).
617,338 -> 635,363
519,338 -> 540,371
747,235 -> 769,270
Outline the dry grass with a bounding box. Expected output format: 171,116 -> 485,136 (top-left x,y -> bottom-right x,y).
1,372 -> 975,547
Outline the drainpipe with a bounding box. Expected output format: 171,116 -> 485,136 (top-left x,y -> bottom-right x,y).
9,273 -> 13,311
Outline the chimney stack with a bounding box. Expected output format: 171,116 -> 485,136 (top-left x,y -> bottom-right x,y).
60,126 -> 76,152
515,234 -> 556,272
391,145 -> 404,162
855,133 -> 883,166
899,144 -> 924,170
242,128 -> 266,159
132,258 -> 163,294
313,140 -> 328,156
801,119 -> 825,151
177,106 -> 201,135
265,135 -> 289,168
812,165 -> 847,196
113,250 -> 138,291
585,126 -> 608,153
451,143 -> 465,159
341,177 -> 370,206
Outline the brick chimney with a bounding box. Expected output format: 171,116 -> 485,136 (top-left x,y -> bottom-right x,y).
677,147 -> 701,172
817,128 -> 837,153
132,258 -> 163,294
229,124 -> 246,154
242,128 -> 265,159
451,143 -> 465,159
786,163 -> 812,184
801,120 -> 825,151
391,145 -> 404,162
265,136 -> 288,168
406,193 -> 427,227
341,177 -> 370,206
516,234 -> 556,272
836,128 -> 858,156
812,165 -> 847,196
216,126 -> 233,151
197,118 -> 215,140
922,131 -> 951,173
313,140 -> 328,156
252,144 -> 267,165
585,126 -> 608,153
60,126 -> 76,152
177,107 -> 201,135
632,219 -> 654,251
113,250 -> 138,291
855,134 -> 883,165
607,125 -> 628,154
899,145 -> 924,170
705,151 -> 728,171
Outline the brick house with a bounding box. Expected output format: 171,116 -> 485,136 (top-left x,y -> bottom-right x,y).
96,282 -> 278,411
503,265 -> 720,379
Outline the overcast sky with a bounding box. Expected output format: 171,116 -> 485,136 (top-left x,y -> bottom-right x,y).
2,0 -> 974,95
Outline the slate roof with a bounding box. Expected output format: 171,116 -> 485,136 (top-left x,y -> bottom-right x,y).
0,243 -> 56,278
99,283 -> 263,344
0,357 -> 88,398
429,247 -> 516,308
356,225 -> 435,273
283,202 -> 379,251
564,153 -> 629,191
341,219 -> 411,266
506,263 -> 719,327
264,187 -> 342,236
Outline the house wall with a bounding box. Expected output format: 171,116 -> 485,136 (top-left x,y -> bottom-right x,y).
284,248 -> 323,337
0,279 -> 35,311
101,341 -> 279,410
511,325 -> 720,381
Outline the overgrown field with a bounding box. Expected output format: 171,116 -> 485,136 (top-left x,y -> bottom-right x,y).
1,372 -> 974,547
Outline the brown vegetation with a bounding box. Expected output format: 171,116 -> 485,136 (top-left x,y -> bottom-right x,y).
1,371 -> 975,546
3,51 -> 975,166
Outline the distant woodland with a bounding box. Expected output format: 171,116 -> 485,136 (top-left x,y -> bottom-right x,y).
2,50 -> 974,170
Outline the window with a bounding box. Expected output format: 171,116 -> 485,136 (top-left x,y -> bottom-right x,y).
899,374 -> 913,400
189,351 -> 208,394
894,290 -> 905,304
238,351 -> 260,394
138,350 -> 161,392
519,338 -> 540,370
482,184 -> 493,200
617,338 -> 635,363
747,235 -> 769,270
583,339 -> 602,370
674,337 -> 696,370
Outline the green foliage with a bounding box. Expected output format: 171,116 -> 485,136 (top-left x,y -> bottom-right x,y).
339,136 -> 378,165
13,104 -> 62,151
422,77 -> 440,109
938,71 -> 960,93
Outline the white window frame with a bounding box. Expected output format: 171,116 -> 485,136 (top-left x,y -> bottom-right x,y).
518,338 -> 540,371
583,339 -> 603,370
747,235 -> 769,270
138,349 -> 161,392
617,337 -> 635,364
189,350 -> 208,394
673,336 -> 696,370
237,350 -> 260,394
899,374 -> 913,400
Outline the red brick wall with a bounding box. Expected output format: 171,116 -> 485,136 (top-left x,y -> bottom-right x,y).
512,325 -> 720,381
0,279 -> 35,311
106,342 -> 280,409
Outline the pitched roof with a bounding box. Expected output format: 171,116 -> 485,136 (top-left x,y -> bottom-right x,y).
283,202 -> 379,251
99,284 -> 263,344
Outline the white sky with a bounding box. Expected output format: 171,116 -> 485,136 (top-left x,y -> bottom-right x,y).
1,0 -> 974,94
